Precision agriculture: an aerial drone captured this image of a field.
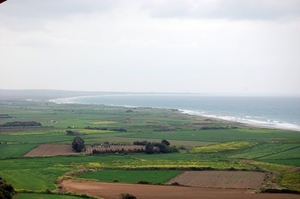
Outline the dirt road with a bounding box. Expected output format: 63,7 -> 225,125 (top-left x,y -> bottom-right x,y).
61,179 -> 300,199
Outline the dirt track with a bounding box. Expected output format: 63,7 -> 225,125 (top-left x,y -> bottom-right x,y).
61,179 -> 300,199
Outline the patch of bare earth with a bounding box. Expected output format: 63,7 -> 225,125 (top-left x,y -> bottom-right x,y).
23,144 -> 77,157
167,171 -> 265,189
60,179 -> 300,199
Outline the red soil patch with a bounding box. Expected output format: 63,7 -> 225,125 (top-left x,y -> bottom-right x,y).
167,171 -> 265,188
23,144 -> 77,157
61,179 -> 300,199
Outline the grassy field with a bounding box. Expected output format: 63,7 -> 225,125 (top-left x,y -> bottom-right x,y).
0,144 -> 38,158
13,193 -> 86,199
77,170 -> 181,184
0,100 -> 300,193
191,141 -> 257,153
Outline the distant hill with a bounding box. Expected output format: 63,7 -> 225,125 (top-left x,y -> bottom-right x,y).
0,89 -> 103,101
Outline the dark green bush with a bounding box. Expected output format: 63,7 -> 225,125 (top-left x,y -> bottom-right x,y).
119,193 -> 137,199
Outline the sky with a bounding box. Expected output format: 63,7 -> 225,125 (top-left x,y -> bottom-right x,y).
0,0 -> 300,95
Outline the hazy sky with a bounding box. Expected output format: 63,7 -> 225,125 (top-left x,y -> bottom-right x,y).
1,0 -> 299,95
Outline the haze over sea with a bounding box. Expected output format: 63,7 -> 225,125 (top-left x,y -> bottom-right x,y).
52,94 -> 300,131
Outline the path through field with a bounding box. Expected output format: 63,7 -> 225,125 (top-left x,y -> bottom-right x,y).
61,179 -> 300,199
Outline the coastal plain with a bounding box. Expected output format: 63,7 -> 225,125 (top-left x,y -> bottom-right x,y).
0,100 -> 300,199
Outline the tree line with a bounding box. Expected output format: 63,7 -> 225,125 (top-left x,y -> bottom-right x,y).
84,126 -> 127,132
134,139 -> 178,154
71,137 -> 178,154
0,121 -> 42,127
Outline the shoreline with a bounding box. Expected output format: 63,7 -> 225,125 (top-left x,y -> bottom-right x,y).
179,109 -> 300,132
49,96 -> 300,132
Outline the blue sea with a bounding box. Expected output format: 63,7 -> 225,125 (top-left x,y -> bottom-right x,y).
51,94 -> 300,131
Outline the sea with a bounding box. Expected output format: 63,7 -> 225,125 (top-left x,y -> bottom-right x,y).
51,94 -> 300,132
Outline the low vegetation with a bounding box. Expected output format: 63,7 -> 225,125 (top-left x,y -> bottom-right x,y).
119,193 -> 137,199
191,141 -> 258,153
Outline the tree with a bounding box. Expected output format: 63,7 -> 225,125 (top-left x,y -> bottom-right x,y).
145,142 -> 155,154
0,177 -> 14,199
161,139 -> 170,146
72,136 -> 85,152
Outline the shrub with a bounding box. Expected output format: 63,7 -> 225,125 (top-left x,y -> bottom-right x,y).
119,193 -> 137,199
171,182 -> 180,186
137,181 -> 150,184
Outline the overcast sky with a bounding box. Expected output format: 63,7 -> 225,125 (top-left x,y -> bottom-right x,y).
0,0 -> 299,95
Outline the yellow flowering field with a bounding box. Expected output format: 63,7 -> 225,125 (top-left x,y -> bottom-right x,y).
192,141 -> 257,153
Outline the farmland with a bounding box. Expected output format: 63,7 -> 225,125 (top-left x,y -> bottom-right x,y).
0,100 -> 300,199
61,179 -> 300,199
23,144 -> 77,157
167,171 -> 265,188
77,170 -> 181,184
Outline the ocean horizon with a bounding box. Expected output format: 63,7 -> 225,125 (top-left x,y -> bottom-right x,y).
51,94 -> 300,132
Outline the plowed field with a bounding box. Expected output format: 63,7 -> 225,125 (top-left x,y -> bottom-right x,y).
23,144 -> 77,157
167,171 -> 265,188
60,179 -> 300,199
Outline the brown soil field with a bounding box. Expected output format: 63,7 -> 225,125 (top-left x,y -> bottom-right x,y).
167,171 -> 265,188
60,179 -> 300,199
23,144 -> 77,157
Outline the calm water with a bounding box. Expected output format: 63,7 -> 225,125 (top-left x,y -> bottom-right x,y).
52,94 -> 300,131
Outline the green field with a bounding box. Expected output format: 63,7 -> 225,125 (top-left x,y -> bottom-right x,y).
77,170 -> 181,184
191,141 -> 257,153
0,144 -> 39,158
0,100 -> 300,194
14,193 -> 86,199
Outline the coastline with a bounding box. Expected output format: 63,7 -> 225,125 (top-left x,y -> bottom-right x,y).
49,96 -> 300,132
179,109 -> 300,131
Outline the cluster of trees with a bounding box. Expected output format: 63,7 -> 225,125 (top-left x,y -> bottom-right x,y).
72,137 -> 85,152
0,114 -> 14,119
134,139 -> 178,154
66,130 -> 86,136
84,126 -> 127,132
200,126 -> 238,130
0,121 -> 42,127
0,177 -> 14,199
